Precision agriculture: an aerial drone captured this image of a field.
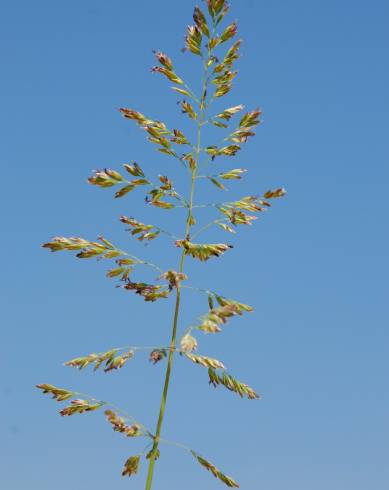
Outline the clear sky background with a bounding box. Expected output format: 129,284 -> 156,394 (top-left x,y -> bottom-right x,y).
1,0 -> 388,489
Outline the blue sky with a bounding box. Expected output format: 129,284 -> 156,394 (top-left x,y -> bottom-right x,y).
1,0 -> 388,489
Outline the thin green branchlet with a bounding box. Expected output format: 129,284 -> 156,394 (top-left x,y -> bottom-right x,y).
37,1 -> 286,489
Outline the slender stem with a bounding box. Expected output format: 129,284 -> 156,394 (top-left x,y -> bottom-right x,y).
183,82 -> 201,105
153,226 -> 179,240
144,44 -> 211,490
159,437 -> 192,452
144,280 -> 183,490
192,218 -> 226,239
181,284 -> 216,296
124,252 -> 163,273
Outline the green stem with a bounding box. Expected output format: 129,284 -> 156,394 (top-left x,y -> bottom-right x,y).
192,218 -> 226,239
144,43 -> 211,490
144,278 -> 183,490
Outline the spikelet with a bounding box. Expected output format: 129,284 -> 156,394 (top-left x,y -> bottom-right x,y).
206,145 -> 241,159
220,22 -> 238,43
191,450 -> 239,488
151,66 -> 184,85
214,40 -> 242,73
219,207 -> 257,226
194,296 -> 252,334
217,222 -> 236,234
122,455 -> 140,477
181,100 -> 197,120
123,162 -> 145,177
193,6 -> 210,37
185,25 -> 202,55
185,353 -> 225,370
159,270 -> 188,289
208,177 -> 226,190
106,258 -> 134,282
175,239 -> 233,261
153,50 -> 174,70
171,86 -> 192,97
104,410 -> 141,437
239,109 -> 262,128
123,282 -> 170,302
214,295 -> 254,313
59,399 -> 103,417
212,120 -> 228,129
148,200 -> 175,210
182,152 -> 196,170
214,83 -> 233,98
264,188 -> 287,199
212,70 -> 237,86
207,0 -> 228,21
219,168 -> 247,180
119,108 -> 177,154
222,109 -> 261,145
120,216 -> 159,242
146,175 -> 179,210
104,351 -> 135,373
150,349 -> 168,364
196,304 -> 241,333
170,129 -> 190,145
88,168 -> 124,187
119,108 -> 149,124
36,384 -> 73,402
180,333 -> 198,353
64,352 -> 100,370
208,368 -> 260,400
216,105 -> 244,121
146,448 -> 161,461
